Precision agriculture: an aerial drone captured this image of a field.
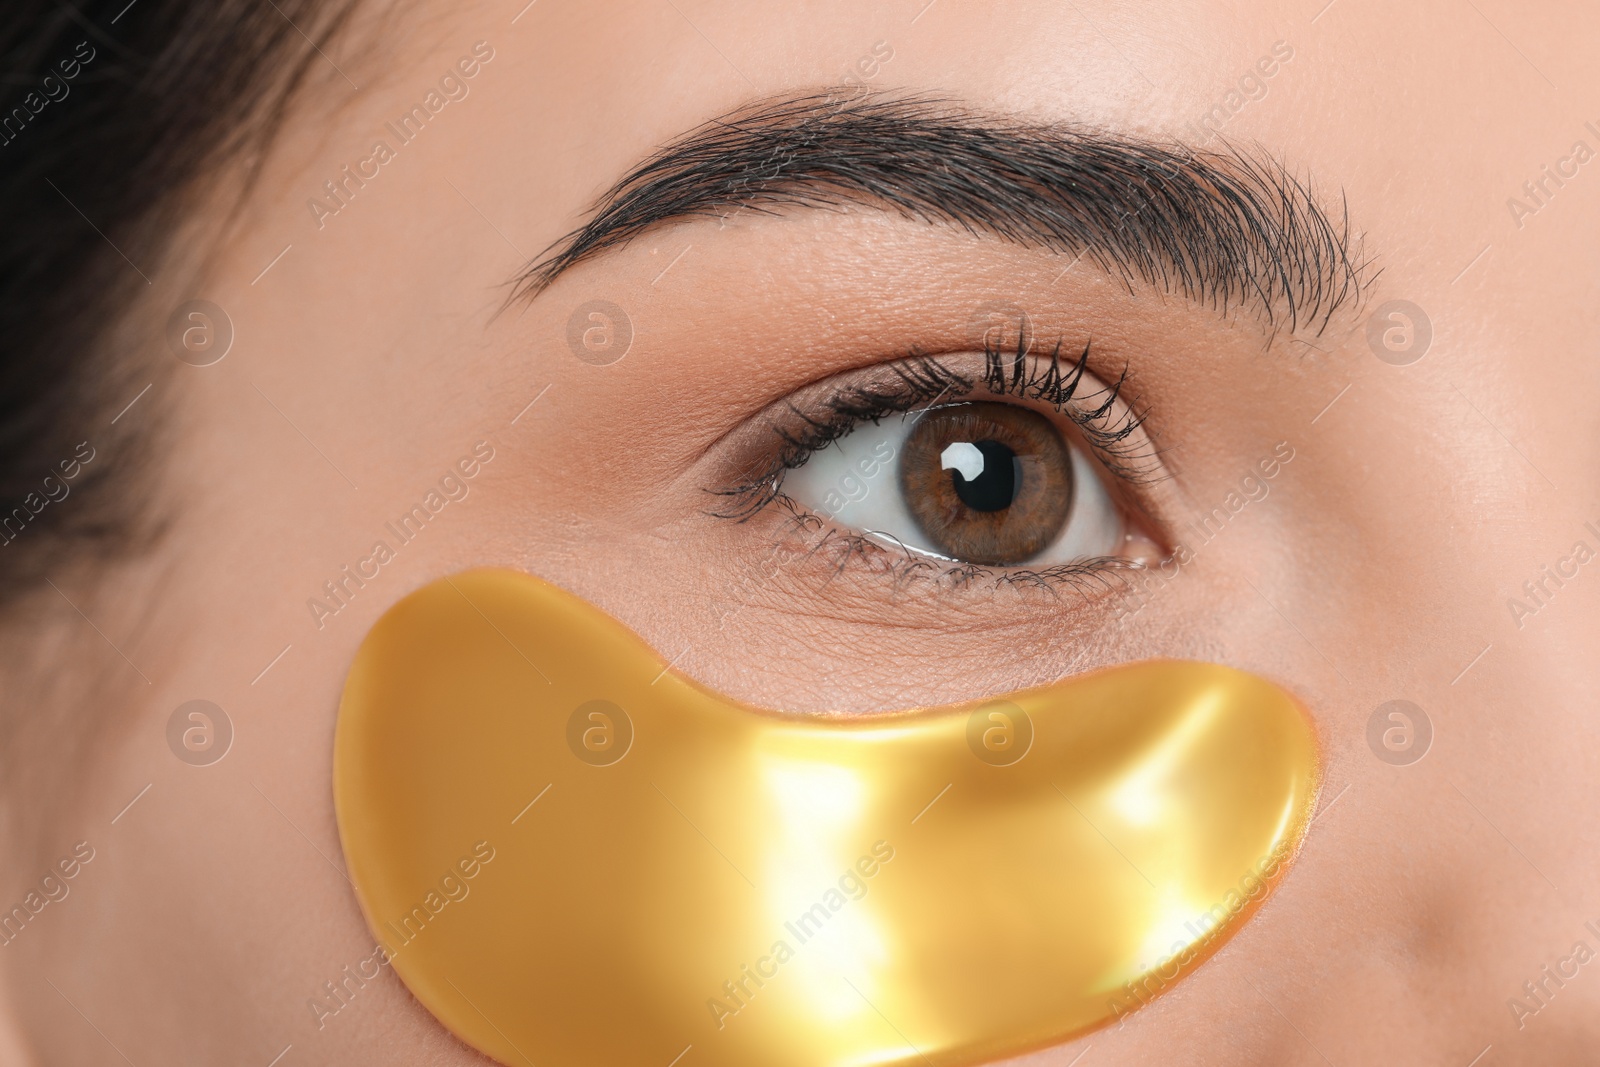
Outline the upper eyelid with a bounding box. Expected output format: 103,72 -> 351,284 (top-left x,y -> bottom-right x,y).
975,330 -> 1159,484
704,338 -> 1160,521
703,357 -> 973,520
760,498 -> 1142,600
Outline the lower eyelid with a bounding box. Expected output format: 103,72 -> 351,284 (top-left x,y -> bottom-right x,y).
757,492 -> 1147,606
759,443 -> 1142,607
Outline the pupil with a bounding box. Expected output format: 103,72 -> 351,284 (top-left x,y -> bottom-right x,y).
944,439 -> 1019,512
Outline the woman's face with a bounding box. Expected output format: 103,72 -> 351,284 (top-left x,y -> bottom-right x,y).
9,0 -> 1598,1063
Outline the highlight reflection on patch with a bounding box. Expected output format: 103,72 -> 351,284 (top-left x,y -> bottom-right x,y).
334,568 -> 1319,1067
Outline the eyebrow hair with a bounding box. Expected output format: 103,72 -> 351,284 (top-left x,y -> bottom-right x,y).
514,92 -> 1371,333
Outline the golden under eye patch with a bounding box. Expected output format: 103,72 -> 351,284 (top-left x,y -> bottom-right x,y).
334,569 -> 1318,1066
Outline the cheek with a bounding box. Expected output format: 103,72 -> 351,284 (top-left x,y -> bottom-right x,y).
333,568 -> 1317,1066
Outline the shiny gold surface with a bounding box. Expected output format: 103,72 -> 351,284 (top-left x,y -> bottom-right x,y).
334,568 -> 1319,1066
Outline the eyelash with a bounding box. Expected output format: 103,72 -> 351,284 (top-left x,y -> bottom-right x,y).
704,328 -> 1162,595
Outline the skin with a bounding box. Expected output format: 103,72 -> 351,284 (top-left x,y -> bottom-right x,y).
2,0 -> 1597,1063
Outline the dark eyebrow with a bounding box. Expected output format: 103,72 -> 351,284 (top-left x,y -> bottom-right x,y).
513,92 -> 1371,334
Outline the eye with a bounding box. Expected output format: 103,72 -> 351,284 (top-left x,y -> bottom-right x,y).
705,340 -> 1167,592
782,399 -> 1126,568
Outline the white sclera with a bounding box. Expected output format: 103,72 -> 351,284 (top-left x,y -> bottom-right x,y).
782,410 -> 1123,565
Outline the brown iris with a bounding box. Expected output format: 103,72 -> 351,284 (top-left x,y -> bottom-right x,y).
899,402 -> 1075,565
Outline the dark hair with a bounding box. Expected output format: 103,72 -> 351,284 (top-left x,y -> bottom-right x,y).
0,0 -> 360,593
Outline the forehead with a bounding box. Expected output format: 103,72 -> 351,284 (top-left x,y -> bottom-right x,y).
336,2 -> 1564,280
